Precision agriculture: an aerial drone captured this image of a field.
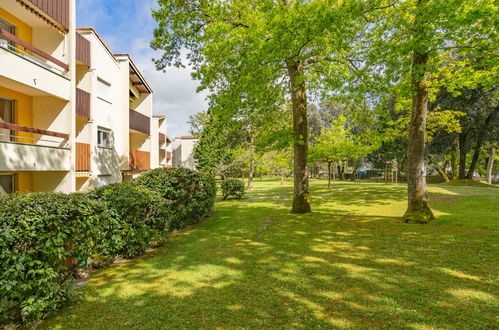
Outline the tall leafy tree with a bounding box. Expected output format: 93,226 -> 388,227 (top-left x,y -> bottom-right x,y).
151,0 -> 365,213
364,0 -> 497,223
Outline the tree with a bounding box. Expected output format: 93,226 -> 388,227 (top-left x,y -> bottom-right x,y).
151,0 -> 364,213
188,111 -> 209,137
310,116 -> 370,188
365,0 -> 497,223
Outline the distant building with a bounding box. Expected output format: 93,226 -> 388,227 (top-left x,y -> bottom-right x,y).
172,136 -> 198,170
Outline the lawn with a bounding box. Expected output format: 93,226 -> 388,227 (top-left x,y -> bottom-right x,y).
42,179 -> 498,329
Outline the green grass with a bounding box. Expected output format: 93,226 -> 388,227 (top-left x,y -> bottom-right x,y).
42,179 -> 499,329
440,179 -> 498,188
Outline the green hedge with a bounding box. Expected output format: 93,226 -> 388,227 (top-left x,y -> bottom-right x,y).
88,183 -> 172,258
221,179 -> 246,200
0,193 -> 111,325
0,168 -> 216,326
135,167 -> 216,229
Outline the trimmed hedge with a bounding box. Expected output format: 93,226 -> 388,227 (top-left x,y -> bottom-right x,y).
221,179 -> 246,200
0,168 -> 216,326
88,183 -> 172,258
0,193 -> 111,325
135,167 -> 216,229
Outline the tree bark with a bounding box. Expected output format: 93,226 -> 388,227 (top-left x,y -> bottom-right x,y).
327,162 -> 332,188
451,134 -> 459,180
286,59 -> 311,213
486,145 -> 495,184
466,108 -> 497,179
458,132 -> 468,179
247,134 -> 255,190
402,6 -> 434,224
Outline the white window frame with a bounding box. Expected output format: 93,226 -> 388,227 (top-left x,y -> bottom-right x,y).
97,127 -> 111,148
96,77 -> 112,104
0,173 -> 16,194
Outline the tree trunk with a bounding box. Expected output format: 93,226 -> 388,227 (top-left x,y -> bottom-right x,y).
247,134 -> 255,190
402,9 -> 434,224
458,132 -> 468,179
327,162 -> 331,188
451,134 -> 459,180
429,156 -> 450,182
486,145 -> 495,184
286,59 -> 311,213
466,109 -> 497,179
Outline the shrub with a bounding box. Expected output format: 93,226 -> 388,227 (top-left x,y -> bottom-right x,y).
88,182 -> 172,258
0,193 -> 111,325
221,179 -> 246,200
135,168 -> 216,230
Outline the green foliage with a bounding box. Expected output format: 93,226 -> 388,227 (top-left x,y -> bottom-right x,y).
88,183 -> 172,258
135,168 -> 216,230
221,179 -> 246,200
0,193 -> 111,325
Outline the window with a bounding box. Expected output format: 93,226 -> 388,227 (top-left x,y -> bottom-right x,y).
97,127 -> 111,148
0,97 -> 14,142
97,77 -> 112,103
0,174 -> 16,195
0,18 -> 15,48
96,175 -> 111,188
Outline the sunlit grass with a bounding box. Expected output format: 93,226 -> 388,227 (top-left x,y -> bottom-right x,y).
41,178 -> 499,329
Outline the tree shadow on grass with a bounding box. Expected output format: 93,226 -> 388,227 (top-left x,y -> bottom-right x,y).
41,182 -> 498,329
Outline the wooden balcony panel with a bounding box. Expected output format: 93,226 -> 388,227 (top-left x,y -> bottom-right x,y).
0,29 -> 69,71
76,33 -> 91,66
76,142 -> 91,171
130,150 -> 150,171
129,109 -> 150,135
76,88 -> 90,119
159,133 -> 166,144
27,0 -> 70,29
166,151 -> 172,162
159,148 -> 166,158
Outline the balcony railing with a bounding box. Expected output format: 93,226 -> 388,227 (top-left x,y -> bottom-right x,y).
129,109 -> 150,135
76,32 -> 91,66
130,150 -> 150,171
0,29 -> 69,74
75,143 -> 91,171
0,122 -> 68,147
76,88 -> 90,119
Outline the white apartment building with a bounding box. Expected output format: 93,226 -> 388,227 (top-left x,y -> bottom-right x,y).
172,136 -> 198,170
0,1 -> 168,194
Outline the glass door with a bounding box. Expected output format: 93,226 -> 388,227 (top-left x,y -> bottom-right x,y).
0,97 -> 14,142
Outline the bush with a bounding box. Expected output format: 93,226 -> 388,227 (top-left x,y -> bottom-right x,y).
0,193 -> 111,325
221,179 -> 246,200
88,182 -> 172,258
135,168 -> 216,230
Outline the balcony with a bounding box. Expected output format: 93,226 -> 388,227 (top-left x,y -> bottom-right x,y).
25,0 -> 70,30
0,29 -> 70,100
76,88 -> 90,119
159,133 -> 166,145
76,32 -> 91,67
0,123 -> 70,171
130,150 -> 150,171
159,148 -> 166,158
166,151 -> 172,162
129,109 -> 150,135
75,143 -> 91,172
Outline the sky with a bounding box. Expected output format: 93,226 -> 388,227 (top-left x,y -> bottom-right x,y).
76,0 -> 207,138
